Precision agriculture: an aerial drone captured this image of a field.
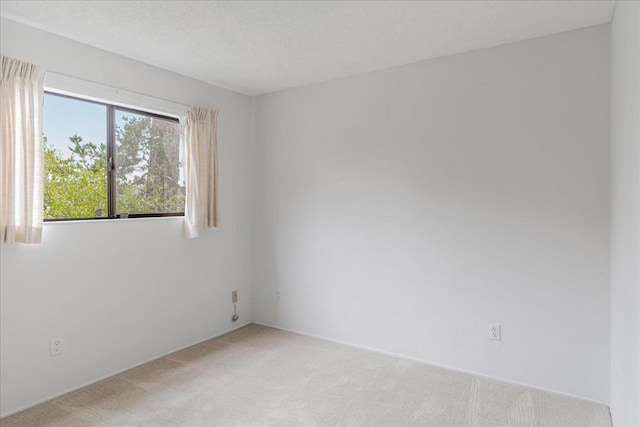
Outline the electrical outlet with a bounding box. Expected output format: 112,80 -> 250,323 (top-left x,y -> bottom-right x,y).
232,290 -> 238,303
489,324 -> 501,341
50,338 -> 63,356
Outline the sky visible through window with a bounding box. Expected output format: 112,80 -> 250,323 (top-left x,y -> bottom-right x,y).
43,93 -> 107,158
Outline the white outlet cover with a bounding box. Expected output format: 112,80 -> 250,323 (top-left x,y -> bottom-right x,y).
489,324 -> 502,341
50,338 -> 63,356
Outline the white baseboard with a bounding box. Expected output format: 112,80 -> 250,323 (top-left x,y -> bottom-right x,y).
0,321 -> 252,419
2,320 -> 608,419
252,321 -> 610,408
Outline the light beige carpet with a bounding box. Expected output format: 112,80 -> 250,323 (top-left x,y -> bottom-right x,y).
1,324 -> 611,427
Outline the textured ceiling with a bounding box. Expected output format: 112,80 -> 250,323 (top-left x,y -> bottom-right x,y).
0,1 -> 614,95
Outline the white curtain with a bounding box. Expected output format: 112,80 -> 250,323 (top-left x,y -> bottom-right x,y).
0,56 -> 45,244
181,105 -> 219,239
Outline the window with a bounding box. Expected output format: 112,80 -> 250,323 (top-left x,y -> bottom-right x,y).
43,92 -> 184,220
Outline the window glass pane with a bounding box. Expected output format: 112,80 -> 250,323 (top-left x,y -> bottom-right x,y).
115,109 -> 184,215
43,93 -> 108,219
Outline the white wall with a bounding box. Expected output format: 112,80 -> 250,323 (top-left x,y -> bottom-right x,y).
0,18 -> 255,416
253,25 -> 611,403
610,1 -> 640,425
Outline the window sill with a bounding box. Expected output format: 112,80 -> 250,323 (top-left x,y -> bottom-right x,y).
44,215 -> 184,224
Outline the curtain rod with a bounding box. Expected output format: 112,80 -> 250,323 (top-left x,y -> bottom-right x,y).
45,70 -> 191,109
